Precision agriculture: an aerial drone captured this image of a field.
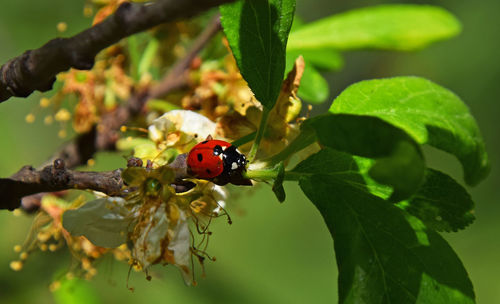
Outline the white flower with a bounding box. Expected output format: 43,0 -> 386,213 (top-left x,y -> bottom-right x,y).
167,209 -> 192,285
132,201 -> 194,285
133,202 -> 170,269
212,185 -> 228,215
149,110 -> 216,143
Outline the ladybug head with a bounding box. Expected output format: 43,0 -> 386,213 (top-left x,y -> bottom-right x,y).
221,145 -> 247,174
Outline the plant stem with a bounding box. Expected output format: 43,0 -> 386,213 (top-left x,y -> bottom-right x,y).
265,127 -> 316,165
247,108 -> 271,162
244,168 -> 278,180
231,131 -> 256,147
244,168 -> 302,181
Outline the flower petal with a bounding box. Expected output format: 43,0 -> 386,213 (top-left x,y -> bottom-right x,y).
168,208 -> 193,285
133,202 -> 169,268
149,110 -> 216,142
62,197 -> 132,248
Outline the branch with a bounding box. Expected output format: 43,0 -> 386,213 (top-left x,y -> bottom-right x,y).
149,14 -> 222,98
1,6 -> 225,211
1,159 -> 123,211
0,0 -> 233,103
2,154 -> 191,211
46,14 -> 223,169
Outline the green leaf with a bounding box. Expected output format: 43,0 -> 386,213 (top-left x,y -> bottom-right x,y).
220,0 -> 296,109
271,161 -> 286,202
295,149 -> 475,303
287,4 -> 461,51
303,114 -> 425,201
62,198 -> 133,248
121,167 -> 147,186
399,169 -> 475,232
287,48 -> 343,70
285,47 -> 343,104
340,156 -> 476,232
127,35 -> 140,81
289,14 -> 304,32
330,76 -> 490,186
138,37 -> 159,76
147,99 -> 181,113
292,148 -> 357,177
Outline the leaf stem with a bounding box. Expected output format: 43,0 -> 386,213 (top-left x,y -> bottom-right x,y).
244,168 -> 302,181
265,127 -> 316,165
247,108 -> 271,162
244,168 -> 278,180
231,131 -> 256,147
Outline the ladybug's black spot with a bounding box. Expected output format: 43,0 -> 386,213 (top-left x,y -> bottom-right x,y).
206,168 -> 212,174
197,153 -> 203,162
213,145 -> 223,156
201,140 -> 208,144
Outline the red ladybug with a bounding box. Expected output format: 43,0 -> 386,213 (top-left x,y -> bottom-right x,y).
187,136 -> 251,186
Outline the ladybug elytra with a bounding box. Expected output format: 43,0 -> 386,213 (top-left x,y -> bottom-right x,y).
187,137 -> 251,186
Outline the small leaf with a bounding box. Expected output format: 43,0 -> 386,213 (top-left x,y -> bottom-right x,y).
400,169 -> 475,232
147,99 -> 181,113
330,76 -> 490,186
271,161 -> 286,202
220,0 -> 296,109
287,4 -> 461,51
121,167 -> 147,186
303,114 -> 425,200
138,37 -> 159,76
62,198 -> 133,248
294,150 -> 475,303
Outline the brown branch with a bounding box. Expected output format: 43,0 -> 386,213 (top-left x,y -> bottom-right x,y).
47,14 -> 223,169
1,7 -> 225,211
0,0 -> 233,103
1,159 -> 123,211
2,154 -> 191,211
149,14 -> 222,98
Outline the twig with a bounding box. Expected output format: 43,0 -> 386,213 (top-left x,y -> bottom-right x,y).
0,0 -> 233,103
1,7 -> 225,211
0,159 -> 123,211
2,153 -> 192,211
149,14 -> 222,98
48,14 -> 223,169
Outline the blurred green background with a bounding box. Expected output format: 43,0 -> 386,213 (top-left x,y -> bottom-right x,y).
0,0 -> 498,303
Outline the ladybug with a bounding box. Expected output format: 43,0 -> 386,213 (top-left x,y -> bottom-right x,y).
187,136 -> 251,186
